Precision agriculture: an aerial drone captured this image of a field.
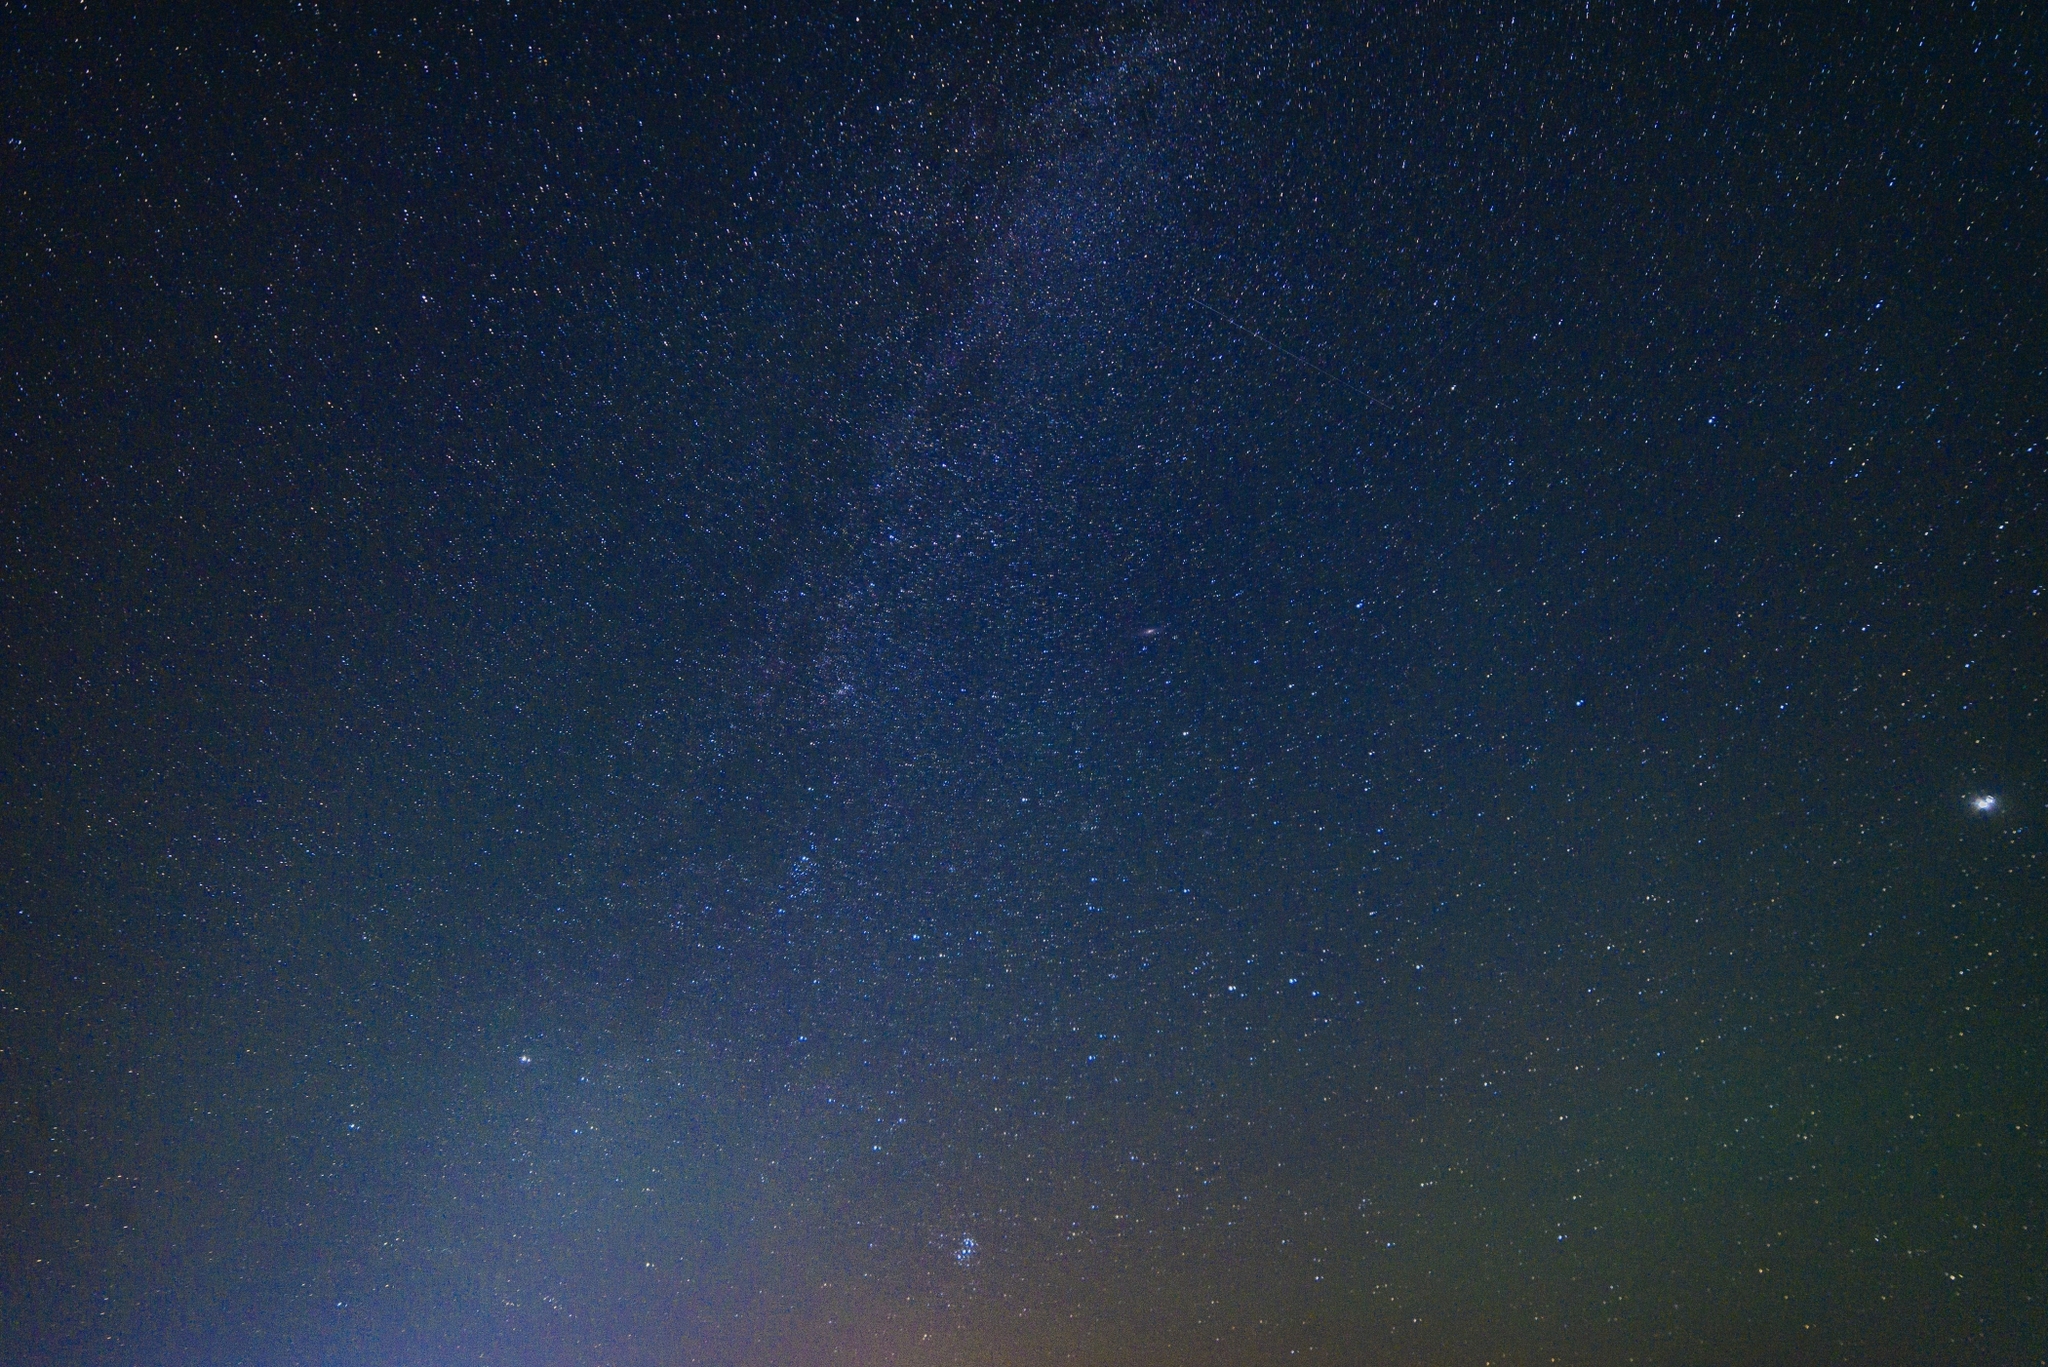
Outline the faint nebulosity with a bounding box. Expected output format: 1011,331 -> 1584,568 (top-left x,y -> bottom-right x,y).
3,4 -> 2043,1365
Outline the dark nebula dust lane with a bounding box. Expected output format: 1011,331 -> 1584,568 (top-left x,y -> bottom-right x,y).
4,5 -> 2044,1365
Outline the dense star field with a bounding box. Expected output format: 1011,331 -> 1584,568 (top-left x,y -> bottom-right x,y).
4,4 -> 2044,1364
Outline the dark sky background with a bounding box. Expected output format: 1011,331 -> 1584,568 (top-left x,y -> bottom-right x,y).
4,3 -> 2045,1364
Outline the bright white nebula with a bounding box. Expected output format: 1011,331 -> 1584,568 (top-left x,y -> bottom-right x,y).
1967,793 -> 1999,815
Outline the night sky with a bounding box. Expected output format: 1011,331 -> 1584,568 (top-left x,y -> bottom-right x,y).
5,4 -> 2045,1365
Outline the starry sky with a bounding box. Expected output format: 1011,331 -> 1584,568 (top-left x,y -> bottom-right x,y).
4,4 -> 2045,1365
